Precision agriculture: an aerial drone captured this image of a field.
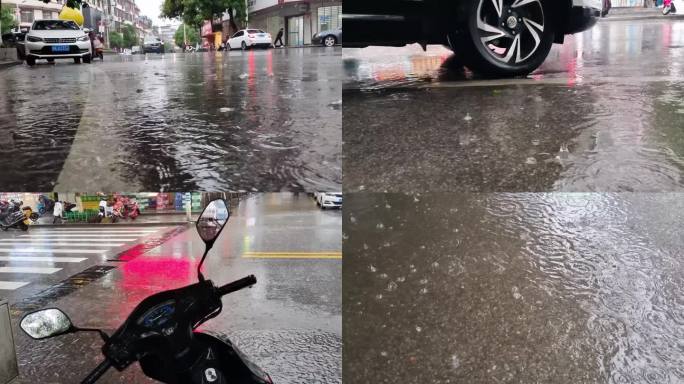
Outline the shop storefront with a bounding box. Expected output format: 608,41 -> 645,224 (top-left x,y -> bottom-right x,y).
247,0 -> 341,46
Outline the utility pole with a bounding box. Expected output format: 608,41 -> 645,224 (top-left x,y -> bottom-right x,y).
183,23 -> 186,46
245,0 -> 249,27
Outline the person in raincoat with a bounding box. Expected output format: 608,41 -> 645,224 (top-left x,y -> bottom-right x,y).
53,200 -> 63,224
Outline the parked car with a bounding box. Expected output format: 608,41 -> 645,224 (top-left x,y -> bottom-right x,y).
143,37 -> 164,54
343,0 -> 602,77
312,28 -> 342,47
315,192 -> 343,210
23,19 -> 92,66
131,45 -> 142,54
227,29 -> 273,50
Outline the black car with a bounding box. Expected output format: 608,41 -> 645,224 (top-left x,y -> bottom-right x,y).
142,37 -> 164,54
343,0 -> 602,77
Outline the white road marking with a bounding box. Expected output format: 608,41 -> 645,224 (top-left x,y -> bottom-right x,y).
30,230 -> 160,234
0,248 -> 107,254
0,256 -> 87,263
0,281 -> 29,290
0,241 -> 125,247
19,235 -> 138,240
0,267 -> 61,274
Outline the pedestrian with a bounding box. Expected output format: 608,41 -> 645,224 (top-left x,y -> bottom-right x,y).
53,200 -> 63,224
99,197 -> 107,219
93,35 -> 104,60
274,28 -> 285,48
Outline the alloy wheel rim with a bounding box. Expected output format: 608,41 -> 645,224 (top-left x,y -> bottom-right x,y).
476,0 -> 545,64
325,37 -> 335,46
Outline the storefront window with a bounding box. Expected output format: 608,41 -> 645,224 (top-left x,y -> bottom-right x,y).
318,5 -> 341,32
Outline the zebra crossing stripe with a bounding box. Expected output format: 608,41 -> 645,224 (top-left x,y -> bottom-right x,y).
0,256 -> 87,263
18,235 -> 139,240
0,241 -> 126,247
0,248 -> 107,254
27,231 -> 160,235
0,267 -> 61,274
0,281 -> 29,290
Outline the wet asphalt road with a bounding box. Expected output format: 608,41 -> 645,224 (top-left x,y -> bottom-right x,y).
0,49 -> 341,192
344,19 -> 684,192
344,193 -> 684,384
4,193 -> 341,383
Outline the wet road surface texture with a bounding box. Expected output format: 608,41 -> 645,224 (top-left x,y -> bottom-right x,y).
0,49 -> 341,192
344,193 -> 684,384
344,19 -> 684,192
5,193 -> 342,383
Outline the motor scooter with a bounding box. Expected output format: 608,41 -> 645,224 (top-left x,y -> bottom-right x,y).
37,195 -> 55,216
20,199 -> 273,384
1,203 -> 38,231
664,0 -> 677,14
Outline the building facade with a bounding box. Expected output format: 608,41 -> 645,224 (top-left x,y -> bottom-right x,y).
1,0 -> 67,31
246,0 -> 342,46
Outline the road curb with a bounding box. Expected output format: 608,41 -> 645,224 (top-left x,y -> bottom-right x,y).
0,61 -> 21,70
601,14 -> 684,21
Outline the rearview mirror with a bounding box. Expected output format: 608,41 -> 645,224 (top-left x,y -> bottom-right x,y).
196,199 -> 230,244
20,308 -> 73,340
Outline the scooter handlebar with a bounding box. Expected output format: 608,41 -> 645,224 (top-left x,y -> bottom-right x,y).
217,275 -> 257,297
81,359 -> 112,384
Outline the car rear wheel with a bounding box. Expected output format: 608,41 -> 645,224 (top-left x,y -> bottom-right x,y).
449,0 -> 555,77
324,36 -> 337,47
74,57 -> 81,64
241,41 -> 247,50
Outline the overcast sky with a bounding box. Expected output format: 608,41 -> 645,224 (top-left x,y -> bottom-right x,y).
136,0 -> 173,26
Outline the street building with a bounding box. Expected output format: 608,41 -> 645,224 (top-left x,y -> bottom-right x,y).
246,0 -> 341,46
1,0 -> 66,32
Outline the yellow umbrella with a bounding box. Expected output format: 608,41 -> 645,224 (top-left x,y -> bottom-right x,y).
59,7 -> 84,27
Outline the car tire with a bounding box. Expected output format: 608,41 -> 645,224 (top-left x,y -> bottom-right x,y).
241,41 -> 247,51
74,57 -> 81,64
324,36 -> 337,47
47,58 -> 55,63
83,54 -> 92,64
26,57 -> 36,66
448,0 -> 555,77
227,43 -> 231,50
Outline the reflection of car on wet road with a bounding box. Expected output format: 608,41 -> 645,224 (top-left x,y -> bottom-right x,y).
24,20 -> 92,66
227,29 -> 273,50
312,29 -> 342,47
315,192 -> 343,209
343,0 -> 601,77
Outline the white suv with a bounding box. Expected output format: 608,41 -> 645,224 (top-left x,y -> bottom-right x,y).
316,192 -> 343,210
24,19 -> 92,66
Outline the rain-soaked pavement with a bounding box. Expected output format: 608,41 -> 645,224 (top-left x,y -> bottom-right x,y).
344,193 -> 684,384
344,19 -> 684,192
0,49 -> 341,192
3,193 -> 341,383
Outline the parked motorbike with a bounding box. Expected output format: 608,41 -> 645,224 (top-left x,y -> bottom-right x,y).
20,199 -> 273,384
1,203 -> 38,231
37,195 -> 55,216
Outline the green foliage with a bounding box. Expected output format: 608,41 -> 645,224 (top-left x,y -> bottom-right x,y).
109,31 -> 123,49
1,6 -> 18,35
121,24 -> 138,48
174,24 -> 199,47
161,0 -> 246,31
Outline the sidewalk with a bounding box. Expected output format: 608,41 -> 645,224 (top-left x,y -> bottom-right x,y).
0,48 -> 21,70
602,6 -> 684,21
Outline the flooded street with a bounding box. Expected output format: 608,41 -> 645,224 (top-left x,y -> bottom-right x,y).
4,194 -> 341,383
344,193 -> 684,384
344,19 -> 684,192
0,49 -> 341,192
